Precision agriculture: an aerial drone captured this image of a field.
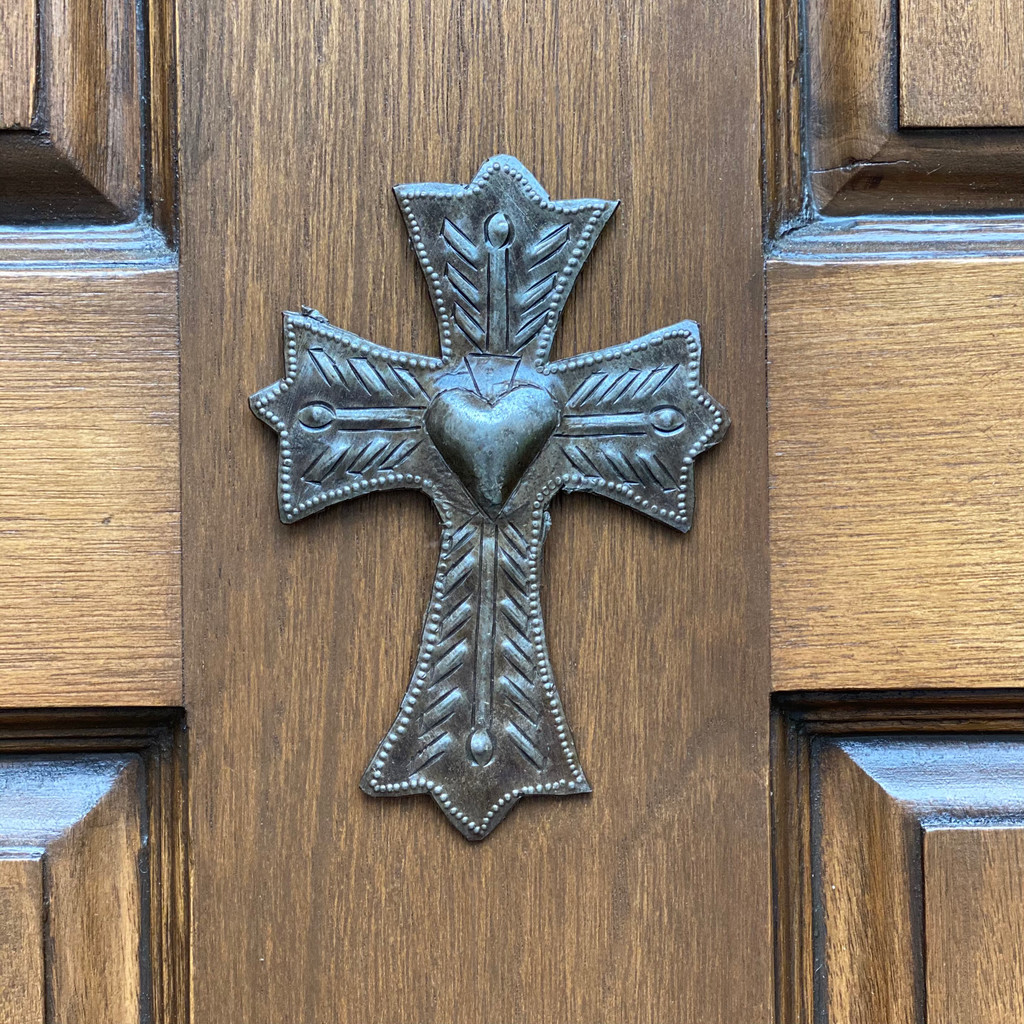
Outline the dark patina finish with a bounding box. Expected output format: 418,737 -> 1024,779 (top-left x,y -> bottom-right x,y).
250,156 -> 728,839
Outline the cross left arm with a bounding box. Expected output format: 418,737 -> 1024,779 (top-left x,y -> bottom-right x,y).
249,311 -> 448,523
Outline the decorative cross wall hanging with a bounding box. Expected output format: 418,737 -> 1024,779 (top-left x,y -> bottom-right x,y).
250,156 -> 729,840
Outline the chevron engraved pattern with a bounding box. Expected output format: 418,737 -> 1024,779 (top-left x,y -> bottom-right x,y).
396,159 -> 616,362
250,157 -> 728,839
362,506 -> 586,834
250,314 -> 445,522
551,325 -> 727,531
435,213 -> 581,357
305,345 -> 431,402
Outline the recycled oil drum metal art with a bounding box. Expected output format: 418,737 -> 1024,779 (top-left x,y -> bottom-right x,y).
250,156 -> 729,840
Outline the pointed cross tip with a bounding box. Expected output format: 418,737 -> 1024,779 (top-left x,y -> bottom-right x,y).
479,153 -> 548,196
392,154 -> 618,217
476,156 -> 619,216
248,386 -> 276,420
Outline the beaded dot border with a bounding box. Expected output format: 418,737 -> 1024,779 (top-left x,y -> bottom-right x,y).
250,315 -> 444,522
548,325 -> 727,528
366,486 -> 588,838
396,157 -> 613,364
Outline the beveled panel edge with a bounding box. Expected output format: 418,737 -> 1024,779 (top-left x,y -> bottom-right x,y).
0,709 -> 189,1024
0,220 -> 175,267
0,0 -> 177,238
773,691 -> 1024,1024
767,213 -> 1024,261
761,0 -> 808,237
761,0 -> 1024,232
775,689 -> 1024,733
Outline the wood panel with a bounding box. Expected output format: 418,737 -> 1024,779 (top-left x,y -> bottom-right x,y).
45,759 -> 145,1022
775,704 -> 1024,1024
805,0 -> 891,185
0,858 -> 45,1024
179,0 -> 769,1021
762,0 -> 804,235
769,258 -> 1024,691
0,0 -> 176,225
0,269 -> 181,706
0,712 -> 189,1024
0,756 -> 146,1023
900,0 -> 1024,127
925,827 -> 1024,1024
40,0 -> 141,215
146,0 -> 178,239
0,0 -> 36,128
816,741 -> 919,1024
787,0 -> 1024,215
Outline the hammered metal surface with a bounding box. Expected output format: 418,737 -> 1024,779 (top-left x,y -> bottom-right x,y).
250,156 -> 729,840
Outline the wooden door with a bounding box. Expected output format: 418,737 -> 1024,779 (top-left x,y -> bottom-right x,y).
1,0 -> 1022,1021
178,3 -> 769,1020
766,0 -> 1024,1020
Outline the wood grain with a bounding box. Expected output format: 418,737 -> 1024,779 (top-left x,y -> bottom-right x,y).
0,858 -> 45,1024
40,0 -> 141,214
0,269 -> 181,706
769,258 -> 1024,691
900,0 -> 1024,127
925,827 -> 1024,1024
44,757 -> 145,1019
762,0 -> 804,234
789,0 -> 1024,214
0,0 -> 175,225
776,700 -> 1024,1024
816,740 -> 920,1024
0,755 -> 151,1023
146,0 -> 178,239
804,0 -> 892,209
0,0 -> 36,128
178,0 -> 769,1020
46,757 -> 145,1023
0,716 -> 189,1024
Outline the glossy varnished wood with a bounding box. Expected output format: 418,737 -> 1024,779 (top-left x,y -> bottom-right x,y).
41,0 -> 141,215
769,258 -> 1024,691
0,0 -> 176,226
775,697 -> 1024,1023
0,712 -> 190,1024
787,0 -> 1024,214
900,0 -> 1024,127
178,0 -> 769,1020
146,0 -> 178,239
0,0 -> 36,128
805,0 -> 891,191
0,756 -> 145,1023
815,741 -> 919,1024
0,715 -> 188,1024
44,758 -> 145,1021
762,0 -> 803,234
925,827 -> 1024,1023
0,858 -> 44,1023
0,269 -> 181,705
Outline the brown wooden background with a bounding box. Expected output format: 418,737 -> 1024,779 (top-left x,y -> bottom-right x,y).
178,0 -> 770,1020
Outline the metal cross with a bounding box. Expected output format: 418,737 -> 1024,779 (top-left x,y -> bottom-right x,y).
250,156 -> 728,840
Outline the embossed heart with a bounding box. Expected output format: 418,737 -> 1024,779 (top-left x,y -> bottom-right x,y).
425,386 -> 560,517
